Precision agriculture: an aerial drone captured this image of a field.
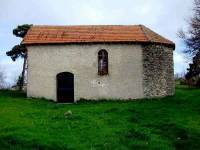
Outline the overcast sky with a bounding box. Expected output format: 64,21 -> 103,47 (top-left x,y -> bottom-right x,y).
0,0 -> 193,85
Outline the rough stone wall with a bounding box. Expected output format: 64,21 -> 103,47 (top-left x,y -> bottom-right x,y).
142,44 -> 175,97
27,44 -> 144,101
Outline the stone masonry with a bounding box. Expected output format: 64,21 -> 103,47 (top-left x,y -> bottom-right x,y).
142,44 -> 175,97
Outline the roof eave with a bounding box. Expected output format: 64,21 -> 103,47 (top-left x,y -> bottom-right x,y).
22,41 -> 175,49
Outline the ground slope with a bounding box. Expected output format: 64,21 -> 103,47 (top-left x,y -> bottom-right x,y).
0,85 -> 199,150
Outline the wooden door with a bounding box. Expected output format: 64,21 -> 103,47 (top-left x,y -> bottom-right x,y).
57,72 -> 74,103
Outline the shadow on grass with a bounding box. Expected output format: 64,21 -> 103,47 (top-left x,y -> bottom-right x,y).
119,128 -> 150,150
145,122 -> 200,150
0,90 -> 26,98
0,134 -> 73,150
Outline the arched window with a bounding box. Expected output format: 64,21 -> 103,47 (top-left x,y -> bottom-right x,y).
98,50 -> 108,75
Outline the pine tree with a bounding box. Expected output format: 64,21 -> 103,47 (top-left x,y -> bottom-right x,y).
185,51 -> 200,86
6,24 -> 32,90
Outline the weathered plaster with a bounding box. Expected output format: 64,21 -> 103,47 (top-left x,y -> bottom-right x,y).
27,43 -> 144,101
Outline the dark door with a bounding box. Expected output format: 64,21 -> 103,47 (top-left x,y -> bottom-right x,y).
57,72 -> 74,103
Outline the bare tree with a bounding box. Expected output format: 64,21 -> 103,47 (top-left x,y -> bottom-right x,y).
178,0 -> 200,86
178,0 -> 200,56
0,66 -> 6,89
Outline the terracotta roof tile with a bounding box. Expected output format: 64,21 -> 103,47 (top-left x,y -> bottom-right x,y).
22,25 -> 175,48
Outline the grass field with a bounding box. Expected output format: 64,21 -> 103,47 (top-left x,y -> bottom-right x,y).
0,85 -> 200,150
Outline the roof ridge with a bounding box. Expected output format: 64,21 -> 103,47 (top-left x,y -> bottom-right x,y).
32,25 -> 141,27
139,25 -> 152,42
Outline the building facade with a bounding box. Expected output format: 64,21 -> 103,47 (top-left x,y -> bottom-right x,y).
23,25 -> 175,102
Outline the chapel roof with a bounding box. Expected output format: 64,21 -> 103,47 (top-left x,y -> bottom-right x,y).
22,25 -> 175,48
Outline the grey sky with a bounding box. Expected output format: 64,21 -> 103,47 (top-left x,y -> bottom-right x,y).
0,0 -> 193,85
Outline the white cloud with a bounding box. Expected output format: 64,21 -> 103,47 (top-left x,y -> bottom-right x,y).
174,51 -> 190,74
0,0 -> 195,83
0,57 -> 23,85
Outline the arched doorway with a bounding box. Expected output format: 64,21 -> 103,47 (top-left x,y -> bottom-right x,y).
56,72 -> 74,103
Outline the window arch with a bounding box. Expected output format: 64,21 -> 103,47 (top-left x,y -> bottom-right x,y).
98,49 -> 108,75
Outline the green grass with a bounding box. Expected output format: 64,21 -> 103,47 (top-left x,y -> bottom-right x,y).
0,85 -> 200,150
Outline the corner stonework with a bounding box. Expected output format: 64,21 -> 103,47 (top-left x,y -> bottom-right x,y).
142,44 -> 175,98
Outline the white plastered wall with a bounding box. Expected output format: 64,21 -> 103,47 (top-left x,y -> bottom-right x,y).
27,43 -> 144,101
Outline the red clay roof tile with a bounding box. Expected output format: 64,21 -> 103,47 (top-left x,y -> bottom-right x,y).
22,25 -> 175,48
